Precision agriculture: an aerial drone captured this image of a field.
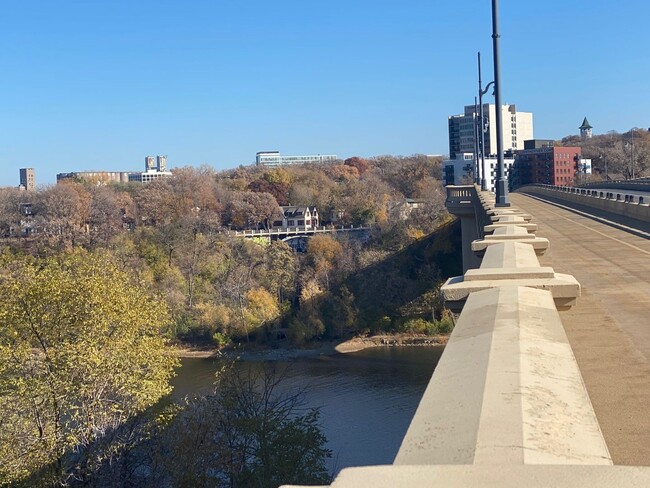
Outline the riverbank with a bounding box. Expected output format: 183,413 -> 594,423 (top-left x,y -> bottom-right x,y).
173,334 -> 448,361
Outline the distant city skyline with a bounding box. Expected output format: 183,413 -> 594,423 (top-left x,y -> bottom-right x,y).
1,0 -> 649,187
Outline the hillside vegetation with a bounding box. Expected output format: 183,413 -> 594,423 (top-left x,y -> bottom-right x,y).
559,127 -> 650,180
0,155 -> 457,348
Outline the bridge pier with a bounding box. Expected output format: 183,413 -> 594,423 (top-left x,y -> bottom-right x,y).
446,186 -> 482,272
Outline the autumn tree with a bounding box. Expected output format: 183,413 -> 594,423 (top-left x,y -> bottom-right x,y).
224,191 -> 281,230
244,287 -> 280,337
344,156 -> 370,175
167,165 -> 223,231
265,240 -> 298,306
0,250 -> 178,486
305,235 -> 343,291
86,185 -> 129,248
0,188 -> 29,237
133,178 -> 174,226
33,182 -> 91,247
324,164 -> 360,182
248,178 -> 290,205
287,168 -> 337,220
372,154 -> 442,197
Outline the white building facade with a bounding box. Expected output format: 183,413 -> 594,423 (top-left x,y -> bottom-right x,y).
128,155 -> 172,183
256,151 -> 337,167
448,104 -> 533,160
443,153 -> 515,193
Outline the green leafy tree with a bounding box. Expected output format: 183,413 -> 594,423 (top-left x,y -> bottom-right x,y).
0,250 -> 178,486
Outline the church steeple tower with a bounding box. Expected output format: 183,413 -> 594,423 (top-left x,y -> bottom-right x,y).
580,117 -> 593,140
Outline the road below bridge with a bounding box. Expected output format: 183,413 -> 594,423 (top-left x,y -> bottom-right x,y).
510,192 -> 650,465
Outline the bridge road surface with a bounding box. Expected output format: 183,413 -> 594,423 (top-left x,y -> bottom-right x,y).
509,192 -> 650,465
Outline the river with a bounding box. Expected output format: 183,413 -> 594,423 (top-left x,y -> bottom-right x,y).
171,346 -> 444,475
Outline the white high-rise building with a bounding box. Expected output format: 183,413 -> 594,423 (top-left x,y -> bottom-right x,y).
128,155 -> 172,183
448,104 -> 533,159
145,156 -> 156,171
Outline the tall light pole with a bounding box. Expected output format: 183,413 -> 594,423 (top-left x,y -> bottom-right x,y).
491,0 -> 510,206
478,51 -> 494,192
474,96 -> 480,184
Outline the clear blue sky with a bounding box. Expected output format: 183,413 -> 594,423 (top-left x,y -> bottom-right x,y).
1,1 -> 648,187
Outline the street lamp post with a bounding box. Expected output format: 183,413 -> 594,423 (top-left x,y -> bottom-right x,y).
478,51 -> 494,192
491,0 -> 510,206
474,96 -> 480,184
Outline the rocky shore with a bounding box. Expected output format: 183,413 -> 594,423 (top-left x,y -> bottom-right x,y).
173,334 -> 448,361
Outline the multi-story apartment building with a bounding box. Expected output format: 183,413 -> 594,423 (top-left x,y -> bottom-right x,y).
19,168 -> 35,191
448,104 -> 533,159
510,140 -> 583,187
256,151 -> 338,167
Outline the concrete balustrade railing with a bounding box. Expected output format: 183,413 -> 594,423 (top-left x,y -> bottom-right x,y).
440,241 -> 580,311
484,215 -> 538,233
519,185 -> 650,225
395,286 -> 609,466
471,225 -> 549,255
283,186 -> 650,487
487,208 -> 533,221
582,179 -> 650,192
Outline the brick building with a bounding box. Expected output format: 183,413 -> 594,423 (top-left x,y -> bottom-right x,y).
511,140 -> 582,187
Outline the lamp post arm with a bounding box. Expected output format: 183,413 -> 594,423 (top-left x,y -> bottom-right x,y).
480,81 -> 495,97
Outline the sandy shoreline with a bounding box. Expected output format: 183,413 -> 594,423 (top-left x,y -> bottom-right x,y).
173,334 -> 448,361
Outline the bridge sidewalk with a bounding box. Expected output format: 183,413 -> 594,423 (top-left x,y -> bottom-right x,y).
510,192 -> 650,466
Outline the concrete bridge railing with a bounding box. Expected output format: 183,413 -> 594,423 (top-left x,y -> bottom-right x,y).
284,186 -> 650,487
518,184 -> 650,224
581,179 -> 650,192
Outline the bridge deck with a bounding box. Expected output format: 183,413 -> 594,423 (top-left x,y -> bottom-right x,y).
510,192 -> 650,466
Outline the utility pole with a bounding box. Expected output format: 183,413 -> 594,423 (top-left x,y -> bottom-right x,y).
491,0 -> 510,206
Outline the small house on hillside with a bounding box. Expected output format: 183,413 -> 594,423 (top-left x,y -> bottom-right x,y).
272,206 -> 319,230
